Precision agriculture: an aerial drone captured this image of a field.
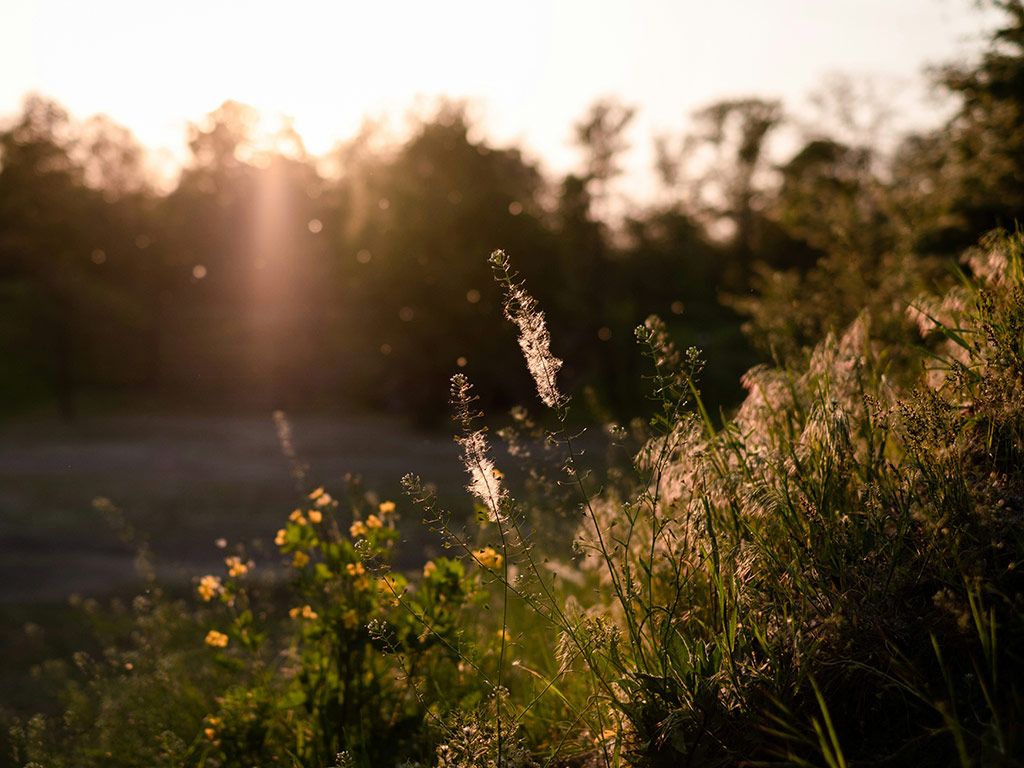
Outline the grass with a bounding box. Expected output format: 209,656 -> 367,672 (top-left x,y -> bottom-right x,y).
5,233 -> 1024,767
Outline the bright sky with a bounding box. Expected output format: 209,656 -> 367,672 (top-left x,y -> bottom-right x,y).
0,0 -> 1001,198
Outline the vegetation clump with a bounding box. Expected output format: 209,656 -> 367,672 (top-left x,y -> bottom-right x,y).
9,231 -> 1024,767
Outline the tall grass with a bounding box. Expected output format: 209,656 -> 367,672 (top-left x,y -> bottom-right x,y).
8,232 -> 1023,767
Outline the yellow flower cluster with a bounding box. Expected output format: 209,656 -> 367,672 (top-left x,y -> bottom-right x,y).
310,487 -> 333,508
203,716 -> 222,741
472,546 -> 503,571
204,630 -> 229,648
366,514 -> 383,529
224,556 -> 249,578
275,528 -> 287,546
308,509 -> 323,524
423,560 -> 437,578
197,574 -> 222,602
342,608 -> 359,629
289,604 -> 318,620
292,551 -> 309,567
349,521 -> 367,538
378,500 -> 396,515
289,509 -> 307,526
346,562 -> 366,577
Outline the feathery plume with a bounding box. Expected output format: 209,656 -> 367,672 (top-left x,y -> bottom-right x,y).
490,250 -> 567,410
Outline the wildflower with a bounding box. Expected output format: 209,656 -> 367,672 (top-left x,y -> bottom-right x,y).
366,514 -> 383,529
224,556 -> 249,578
197,574 -> 222,602
309,487 -> 325,500
204,630 -> 228,648
346,562 -> 366,577
314,492 -> 332,508
308,509 -> 323,524
472,546 -> 503,571
423,560 -> 437,578
274,528 -> 287,546
342,609 -> 359,629
289,605 -> 318,620
293,551 -> 309,568
204,727 -> 216,740
377,575 -> 403,604
289,509 -> 307,526
350,521 -> 367,538
378,500 -> 396,515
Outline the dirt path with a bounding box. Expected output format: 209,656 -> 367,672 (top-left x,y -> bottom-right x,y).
0,412 -> 464,603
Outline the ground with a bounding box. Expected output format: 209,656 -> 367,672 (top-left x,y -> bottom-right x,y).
0,412 -> 465,604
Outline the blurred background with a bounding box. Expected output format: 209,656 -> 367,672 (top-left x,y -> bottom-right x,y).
1,0 -> 1022,602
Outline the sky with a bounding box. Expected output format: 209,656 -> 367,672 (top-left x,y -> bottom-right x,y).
0,0 -> 1003,199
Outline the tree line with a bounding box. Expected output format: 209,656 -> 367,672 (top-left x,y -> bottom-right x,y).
2,1 -> 1021,425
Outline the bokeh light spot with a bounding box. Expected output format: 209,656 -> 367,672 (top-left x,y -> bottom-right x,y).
308,218 -> 322,233
508,201 -> 523,216
466,289 -> 481,304
192,264 -> 207,280
357,249 -> 372,263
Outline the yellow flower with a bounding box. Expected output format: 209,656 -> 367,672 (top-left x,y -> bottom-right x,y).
225,556 -> 249,578
423,560 -> 437,578
354,575 -> 371,591
366,514 -> 383,529
314,493 -> 333,508
274,528 -> 287,547
204,630 -> 228,648
378,500 -> 396,515
342,609 -> 359,629
472,547 -> 503,571
349,521 -> 367,538
290,604 -> 318,620
308,509 -> 323,524
292,551 -> 309,568
197,574 -> 222,602
377,574 -> 403,605
289,509 -> 307,526
346,562 -> 366,577
491,468 -> 504,480
204,727 -> 216,740
309,487 -> 325,500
